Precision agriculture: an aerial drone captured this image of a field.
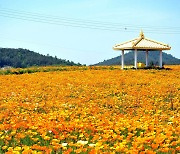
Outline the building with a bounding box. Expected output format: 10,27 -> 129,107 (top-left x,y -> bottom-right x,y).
113,31 -> 171,69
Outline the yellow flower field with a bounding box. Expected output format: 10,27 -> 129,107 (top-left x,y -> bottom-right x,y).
0,66 -> 179,153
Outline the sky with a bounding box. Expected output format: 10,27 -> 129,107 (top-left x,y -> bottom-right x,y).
0,0 -> 180,65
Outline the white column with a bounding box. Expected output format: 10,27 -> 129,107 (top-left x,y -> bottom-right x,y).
134,49 -> 137,69
121,50 -> 124,69
146,50 -> 148,67
160,50 -> 162,68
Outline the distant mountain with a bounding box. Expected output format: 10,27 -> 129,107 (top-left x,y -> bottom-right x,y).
0,48 -> 81,68
95,51 -> 180,66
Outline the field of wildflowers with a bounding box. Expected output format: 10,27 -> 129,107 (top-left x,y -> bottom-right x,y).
0,65 -> 179,153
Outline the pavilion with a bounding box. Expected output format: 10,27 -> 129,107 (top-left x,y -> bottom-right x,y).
113,31 -> 171,69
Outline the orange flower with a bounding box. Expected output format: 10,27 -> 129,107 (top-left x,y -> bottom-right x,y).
151,143 -> 159,150
0,65 -> 179,153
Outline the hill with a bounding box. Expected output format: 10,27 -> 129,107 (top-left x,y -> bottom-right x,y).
95,51 -> 180,66
0,48 -> 81,68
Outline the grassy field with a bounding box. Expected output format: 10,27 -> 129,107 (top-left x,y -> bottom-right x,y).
0,65 -> 179,153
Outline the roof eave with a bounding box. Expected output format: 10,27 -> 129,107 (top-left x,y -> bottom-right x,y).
113,47 -> 171,50
133,47 -> 171,50
113,47 -> 133,50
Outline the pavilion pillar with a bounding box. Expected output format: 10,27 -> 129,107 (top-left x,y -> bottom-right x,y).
134,49 -> 137,69
145,50 -> 148,67
121,50 -> 124,69
159,50 -> 162,68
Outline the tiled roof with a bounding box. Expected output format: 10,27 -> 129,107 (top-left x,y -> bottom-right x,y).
113,31 -> 171,50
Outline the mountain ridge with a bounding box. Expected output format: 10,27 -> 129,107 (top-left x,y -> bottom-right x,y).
95,51 -> 180,66
0,48 -> 81,68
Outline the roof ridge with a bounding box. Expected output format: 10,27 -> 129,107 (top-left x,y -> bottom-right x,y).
132,30 -> 145,47
114,38 -> 137,48
132,37 -> 143,47
145,37 -> 170,47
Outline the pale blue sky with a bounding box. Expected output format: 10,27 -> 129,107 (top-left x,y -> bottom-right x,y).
0,0 -> 180,65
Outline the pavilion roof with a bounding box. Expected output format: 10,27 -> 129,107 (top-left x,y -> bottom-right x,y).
113,31 -> 171,50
